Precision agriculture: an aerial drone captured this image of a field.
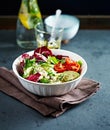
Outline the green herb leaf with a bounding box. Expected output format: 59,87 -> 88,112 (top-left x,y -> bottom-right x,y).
24,58 -> 36,69
47,56 -> 59,64
40,78 -> 50,83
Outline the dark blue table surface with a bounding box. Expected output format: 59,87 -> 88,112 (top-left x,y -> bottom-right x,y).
0,29 -> 110,130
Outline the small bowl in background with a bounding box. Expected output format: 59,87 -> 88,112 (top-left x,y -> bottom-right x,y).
44,14 -> 80,43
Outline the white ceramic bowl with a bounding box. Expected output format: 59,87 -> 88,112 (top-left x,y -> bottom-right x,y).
44,14 -> 80,41
12,49 -> 87,96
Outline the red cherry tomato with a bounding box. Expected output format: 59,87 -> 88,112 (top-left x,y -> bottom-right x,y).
71,63 -> 80,72
54,63 -> 66,73
65,57 -> 81,72
54,57 -> 81,73
65,57 -> 75,64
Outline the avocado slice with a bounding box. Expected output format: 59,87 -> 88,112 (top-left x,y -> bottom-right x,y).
61,71 -> 80,82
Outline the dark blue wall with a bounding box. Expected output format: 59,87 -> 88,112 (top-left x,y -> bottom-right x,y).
0,0 -> 110,15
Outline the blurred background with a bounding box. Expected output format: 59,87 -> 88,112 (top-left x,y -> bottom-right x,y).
0,0 -> 110,15
0,0 -> 110,29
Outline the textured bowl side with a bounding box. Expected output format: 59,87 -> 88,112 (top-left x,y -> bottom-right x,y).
17,76 -> 81,96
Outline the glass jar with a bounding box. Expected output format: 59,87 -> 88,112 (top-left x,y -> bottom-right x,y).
16,0 -> 42,49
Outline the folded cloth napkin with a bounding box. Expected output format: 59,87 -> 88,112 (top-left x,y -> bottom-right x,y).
0,67 -> 100,117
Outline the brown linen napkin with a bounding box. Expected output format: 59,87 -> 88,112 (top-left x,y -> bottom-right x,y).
0,67 -> 100,117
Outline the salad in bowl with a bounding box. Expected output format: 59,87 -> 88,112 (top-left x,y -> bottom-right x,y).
12,46 -> 87,96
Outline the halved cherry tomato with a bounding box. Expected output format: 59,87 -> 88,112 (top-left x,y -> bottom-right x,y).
65,57 -> 75,65
65,61 -> 80,72
64,57 -> 81,72
54,63 -> 66,73
71,63 -> 80,72
54,57 -> 81,73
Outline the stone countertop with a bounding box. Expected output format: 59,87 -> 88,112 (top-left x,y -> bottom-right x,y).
0,29 -> 110,130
